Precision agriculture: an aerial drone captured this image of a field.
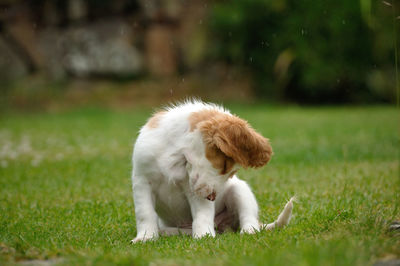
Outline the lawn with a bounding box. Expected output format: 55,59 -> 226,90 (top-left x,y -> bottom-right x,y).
0,104 -> 398,265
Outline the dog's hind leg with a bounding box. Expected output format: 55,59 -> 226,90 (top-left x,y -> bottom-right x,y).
222,177 -> 260,234
262,197 -> 295,231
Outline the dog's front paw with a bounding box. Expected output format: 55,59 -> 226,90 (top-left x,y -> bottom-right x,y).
192,225 -> 216,239
240,223 -> 260,234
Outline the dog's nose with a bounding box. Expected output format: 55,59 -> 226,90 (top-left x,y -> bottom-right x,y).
206,191 -> 216,201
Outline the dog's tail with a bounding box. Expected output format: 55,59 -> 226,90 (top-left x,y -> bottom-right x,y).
262,196 -> 295,231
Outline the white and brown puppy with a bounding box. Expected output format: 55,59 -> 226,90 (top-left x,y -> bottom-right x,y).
131,100 -> 293,242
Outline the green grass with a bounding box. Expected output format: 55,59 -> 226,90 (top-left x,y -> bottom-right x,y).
0,105 -> 399,265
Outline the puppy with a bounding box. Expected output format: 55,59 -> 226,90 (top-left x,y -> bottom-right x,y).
131,100 -> 293,242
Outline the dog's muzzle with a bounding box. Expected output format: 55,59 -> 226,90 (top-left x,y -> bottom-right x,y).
206,191 -> 216,201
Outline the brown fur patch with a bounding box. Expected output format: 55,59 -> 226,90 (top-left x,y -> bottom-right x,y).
205,144 -> 235,175
190,110 -> 235,174
189,109 -> 273,169
145,111 -> 167,129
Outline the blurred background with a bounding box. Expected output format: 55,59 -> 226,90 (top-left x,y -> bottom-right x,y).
0,0 -> 398,110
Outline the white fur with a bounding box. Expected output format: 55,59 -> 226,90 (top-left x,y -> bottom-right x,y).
131,100 -> 293,242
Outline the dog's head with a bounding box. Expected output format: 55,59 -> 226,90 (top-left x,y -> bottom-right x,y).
185,110 -> 273,201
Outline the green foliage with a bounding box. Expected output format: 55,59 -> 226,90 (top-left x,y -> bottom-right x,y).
0,106 -> 399,264
208,0 -> 397,103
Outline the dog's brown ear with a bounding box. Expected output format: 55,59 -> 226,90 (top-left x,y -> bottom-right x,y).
199,115 -> 273,168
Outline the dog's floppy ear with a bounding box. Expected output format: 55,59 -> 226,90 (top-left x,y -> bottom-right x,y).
199,115 -> 273,168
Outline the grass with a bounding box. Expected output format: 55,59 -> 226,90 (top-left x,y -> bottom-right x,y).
0,104 -> 399,265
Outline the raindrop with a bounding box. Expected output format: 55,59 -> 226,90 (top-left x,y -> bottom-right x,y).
249,57 -> 253,63
182,78 -> 185,83
170,89 -> 173,95
301,29 -> 305,35
342,20 -> 346,25
198,19 -> 203,25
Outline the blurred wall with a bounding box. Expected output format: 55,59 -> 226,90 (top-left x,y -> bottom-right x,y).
0,0 -> 203,79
